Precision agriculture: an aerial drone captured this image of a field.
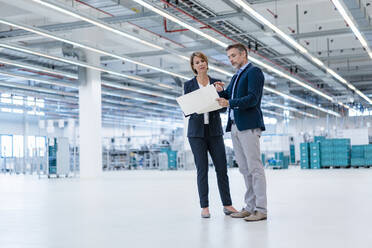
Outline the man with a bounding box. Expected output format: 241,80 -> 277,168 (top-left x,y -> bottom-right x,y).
215,43 -> 267,222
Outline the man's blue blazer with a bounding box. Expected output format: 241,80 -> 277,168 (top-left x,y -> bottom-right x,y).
219,63 -> 266,132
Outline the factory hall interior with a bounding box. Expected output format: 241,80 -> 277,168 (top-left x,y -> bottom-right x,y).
0,0 -> 372,247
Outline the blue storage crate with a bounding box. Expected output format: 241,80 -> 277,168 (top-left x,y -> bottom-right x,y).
320,139 -> 333,146
310,142 -> 320,150
351,145 -> 365,158
320,146 -> 333,152
310,159 -> 321,169
333,146 -> 350,153
300,143 -> 309,151
321,153 -> 333,159
300,151 -> 309,158
310,151 -> 320,158
332,138 -> 351,145
314,136 -> 326,143
364,145 -> 372,158
261,154 -> 266,164
167,151 -> 177,169
321,158 -> 334,167
351,158 -> 365,166
364,158 -> 372,165
275,152 -> 284,160
333,158 -> 350,166
352,145 -> 365,152
300,161 -> 310,169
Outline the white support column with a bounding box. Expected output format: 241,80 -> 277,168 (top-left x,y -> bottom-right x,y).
23,100 -> 28,174
79,50 -> 102,179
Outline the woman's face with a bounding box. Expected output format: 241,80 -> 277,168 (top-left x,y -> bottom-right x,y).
192,56 -> 208,74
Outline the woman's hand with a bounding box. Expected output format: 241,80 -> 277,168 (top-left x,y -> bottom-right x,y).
213,81 -> 225,92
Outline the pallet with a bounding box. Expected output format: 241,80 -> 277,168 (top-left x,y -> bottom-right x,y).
320,165 -> 350,169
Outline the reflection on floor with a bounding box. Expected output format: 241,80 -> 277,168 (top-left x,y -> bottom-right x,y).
0,167 -> 372,248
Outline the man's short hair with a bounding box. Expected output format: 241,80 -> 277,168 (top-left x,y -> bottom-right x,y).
226,43 -> 248,56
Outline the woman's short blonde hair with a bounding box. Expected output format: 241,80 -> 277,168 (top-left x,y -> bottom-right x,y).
190,52 -> 208,75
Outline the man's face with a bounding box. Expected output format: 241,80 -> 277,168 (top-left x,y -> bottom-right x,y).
227,48 -> 247,69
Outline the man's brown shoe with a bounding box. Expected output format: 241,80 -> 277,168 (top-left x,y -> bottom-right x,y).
243,211 -> 267,222
230,209 -> 251,218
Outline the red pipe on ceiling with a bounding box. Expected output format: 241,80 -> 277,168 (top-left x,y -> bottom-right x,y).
74,0 -> 185,48
159,0 -> 334,102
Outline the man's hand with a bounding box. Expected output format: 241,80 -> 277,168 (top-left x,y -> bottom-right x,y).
213,81 -> 225,92
216,98 -> 229,107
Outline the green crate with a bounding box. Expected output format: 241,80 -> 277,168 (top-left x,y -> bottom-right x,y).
351,158 -> 365,166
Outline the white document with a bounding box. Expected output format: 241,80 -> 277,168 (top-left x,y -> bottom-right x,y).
176,84 -> 222,116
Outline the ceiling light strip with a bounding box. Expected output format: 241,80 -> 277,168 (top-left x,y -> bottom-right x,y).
332,0 -> 372,59
131,0 -> 229,47
0,57 -> 77,79
0,70 -> 75,88
232,0 -> 372,105
264,86 -> 340,117
30,0 -> 164,50
130,0 -> 341,114
0,18 -> 189,80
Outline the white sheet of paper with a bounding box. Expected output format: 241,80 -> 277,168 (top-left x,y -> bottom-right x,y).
176,84 -> 222,115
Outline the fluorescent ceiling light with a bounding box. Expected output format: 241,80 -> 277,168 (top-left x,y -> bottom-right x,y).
131,0 -> 343,112
262,108 -> 294,119
249,56 -> 333,101
30,0 -> 163,50
265,101 -> 318,118
0,70 -> 75,88
31,0 -> 236,80
264,86 -> 340,117
131,0 -> 228,48
0,45 -> 179,100
0,81 -> 75,96
332,0 -> 372,59
0,18 -> 189,81
0,57 -> 77,79
232,0 -> 372,105
0,42 -> 144,82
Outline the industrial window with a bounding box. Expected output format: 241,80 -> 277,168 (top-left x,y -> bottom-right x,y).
36,137 -> 46,157
1,93 -> 12,113
13,135 -> 24,158
1,135 -> 13,157
27,136 -> 36,157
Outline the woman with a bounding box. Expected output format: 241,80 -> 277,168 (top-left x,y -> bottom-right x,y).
184,52 -> 237,218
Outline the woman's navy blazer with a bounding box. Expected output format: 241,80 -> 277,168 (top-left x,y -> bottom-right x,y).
184,76 -> 226,138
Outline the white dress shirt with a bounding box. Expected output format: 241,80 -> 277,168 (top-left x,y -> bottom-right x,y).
197,81 -> 209,124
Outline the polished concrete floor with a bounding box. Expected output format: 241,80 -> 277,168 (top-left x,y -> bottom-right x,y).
0,167 -> 372,248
